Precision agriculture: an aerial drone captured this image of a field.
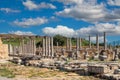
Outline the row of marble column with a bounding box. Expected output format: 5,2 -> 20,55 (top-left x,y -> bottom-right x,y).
88,32 -> 107,50
66,38 -> 82,51
42,36 -> 54,58
8,32 -> 107,57
66,32 -> 107,51
8,38 -> 36,56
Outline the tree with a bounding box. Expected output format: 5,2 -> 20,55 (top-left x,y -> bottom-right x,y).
53,35 -> 66,46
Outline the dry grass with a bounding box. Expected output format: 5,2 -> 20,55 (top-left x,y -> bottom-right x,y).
0,62 -> 100,80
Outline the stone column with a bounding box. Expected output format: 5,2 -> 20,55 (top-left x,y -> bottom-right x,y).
45,36 -> 48,57
19,41 -> 22,55
22,39 -> 25,55
69,38 -> 72,51
79,38 -> 82,50
48,37 -> 51,57
96,34 -> 99,50
66,38 -> 69,51
38,40 -> 41,56
29,39 -> 32,55
114,49 -> 119,61
42,37 -> 45,57
31,39 -> 33,55
89,35 -> 91,49
33,39 -> 36,55
104,32 -> 107,50
9,44 -> 13,54
8,44 -> 11,55
12,46 -> 15,55
76,38 -> 79,50
27,39 -> 31,55
51,37 -> 54,57
8,38 -> 11,55
76,38 -> 80,58
24,41 -> 27,55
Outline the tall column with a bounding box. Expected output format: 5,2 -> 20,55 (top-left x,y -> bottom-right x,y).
27,39 -> 31,55
45,36 -> 48,57
8,38 -> 11,55
79,38 -> 82,49
22,39 -> 25,55
42,37 -> 45,57
8,44 -> 11,55
19,41 -> 22,55
33,39 -> 36,55
31,39 -> 33,55
48,37 -> 50,57
38,38 -> 41,56
76,38 -> 80,59
24,44 -> 27,55
104,32 -> 107,50
96,34 -> 99,50
12,46 -> 14,55
66,38 -> 69,50
8,44 -> 13,55
51,37 -> 54,57
69,38 -> 72,51
76,38 -> 79,50
89,35 -> 91,48
29,39 -> 32,55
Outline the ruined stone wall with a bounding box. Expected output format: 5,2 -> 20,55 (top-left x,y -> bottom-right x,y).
88,65 -> 110,74
0,38 -> 9,59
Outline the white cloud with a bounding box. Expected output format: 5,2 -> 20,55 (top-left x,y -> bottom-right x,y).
56,0 -> 120,22
76,22 -> 120,37
9,31 -> 35,35
13,17 -> 48,27
56,0 -> 84,5
23,0 -> 56,10
0,8 -> 20,13
108,0 -> 120,6
42,25 -> 75,37
42,22 -> 120,42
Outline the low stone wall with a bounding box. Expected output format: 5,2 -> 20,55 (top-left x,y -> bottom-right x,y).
0,38 -> 9,59
88,65 -> 110,74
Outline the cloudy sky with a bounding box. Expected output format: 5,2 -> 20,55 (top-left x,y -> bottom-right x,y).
0,0 -> 120,42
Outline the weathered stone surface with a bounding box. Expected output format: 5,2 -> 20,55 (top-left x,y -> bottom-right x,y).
99,50 -> 107,61
114,69 -> 120,74
88,65 -> 110,74
0,38 -> 9,59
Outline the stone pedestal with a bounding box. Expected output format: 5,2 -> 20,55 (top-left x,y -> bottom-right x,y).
84,51 -> 89,60
113,48 -> 119,61
99,50 -> 107,61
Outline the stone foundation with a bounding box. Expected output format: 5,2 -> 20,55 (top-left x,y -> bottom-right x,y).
88,65 -> 110,74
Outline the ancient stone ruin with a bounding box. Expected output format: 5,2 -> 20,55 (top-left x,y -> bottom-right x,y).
0,32 -> 120,80
0,38 -> 8,59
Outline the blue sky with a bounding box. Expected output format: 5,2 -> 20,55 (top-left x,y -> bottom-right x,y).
0,0 -> 120,42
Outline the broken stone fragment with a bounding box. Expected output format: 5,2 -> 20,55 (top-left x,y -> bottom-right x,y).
114,69 -> 120,74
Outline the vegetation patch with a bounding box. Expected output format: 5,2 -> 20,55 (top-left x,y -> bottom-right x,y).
0,68 -> 15,78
